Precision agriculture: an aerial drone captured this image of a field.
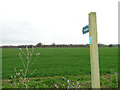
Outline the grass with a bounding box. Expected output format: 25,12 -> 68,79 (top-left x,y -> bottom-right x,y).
2,74 -> 118,88
2,47 -> 118,88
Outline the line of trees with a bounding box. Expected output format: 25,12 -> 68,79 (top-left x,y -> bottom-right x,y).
35,43 -> 90,48
1,42 -> 120,48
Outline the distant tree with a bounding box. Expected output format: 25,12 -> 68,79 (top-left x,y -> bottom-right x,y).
86,44 -> 89,47
27,45 -> 33,48
98,44 -> 103,47
109,44 -> 113,47
118,44 -> 120,47
36,42 -> 43,47
52,43 -> 56,46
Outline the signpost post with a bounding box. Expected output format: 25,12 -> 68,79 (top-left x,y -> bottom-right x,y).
89,12 -> 100,88
82,12 -> 100,88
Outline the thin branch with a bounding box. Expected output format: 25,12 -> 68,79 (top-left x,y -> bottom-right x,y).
32,46 -> 34,54
29,46 -> 34,62
29,55 -> 39,68
28,68 -> 37,77
20,49 -> 30,61
19,53 -> 26,69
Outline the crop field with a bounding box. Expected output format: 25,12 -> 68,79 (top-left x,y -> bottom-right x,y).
2,47 -> 118,88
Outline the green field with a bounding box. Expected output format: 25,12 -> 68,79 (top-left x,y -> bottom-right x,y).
2,47 -> 118,88
2,47 -> 118,78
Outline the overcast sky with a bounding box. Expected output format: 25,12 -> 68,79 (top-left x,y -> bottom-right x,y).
0,0 -> 119,45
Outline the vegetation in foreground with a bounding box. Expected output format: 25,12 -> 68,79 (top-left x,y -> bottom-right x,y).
2,74 -> 118,88
2,47 -> 118,88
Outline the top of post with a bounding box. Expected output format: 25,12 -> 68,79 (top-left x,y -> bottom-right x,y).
89,12 -> 96,16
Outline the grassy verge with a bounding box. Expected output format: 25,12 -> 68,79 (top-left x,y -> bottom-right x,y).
2,74 -> 118,88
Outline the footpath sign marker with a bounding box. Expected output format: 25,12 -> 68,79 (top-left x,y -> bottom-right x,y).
82,25 -> 89,34
82,12 -> 100,88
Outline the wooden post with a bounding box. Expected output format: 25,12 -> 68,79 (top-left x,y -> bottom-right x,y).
0,48 -> 1,90
89,12 -> 100,88
118,2 -> 120,89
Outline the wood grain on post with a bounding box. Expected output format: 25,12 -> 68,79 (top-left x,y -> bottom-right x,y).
89,12 -> 100,88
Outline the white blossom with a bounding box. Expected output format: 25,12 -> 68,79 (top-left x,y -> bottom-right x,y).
20,70 -> 23,72
38,53 -> 40,55
11,76 -> 13,78
77,82 -> 79,85
67,80 -> 69,83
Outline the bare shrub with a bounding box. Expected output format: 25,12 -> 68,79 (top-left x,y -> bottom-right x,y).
10,46 -> 40,88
